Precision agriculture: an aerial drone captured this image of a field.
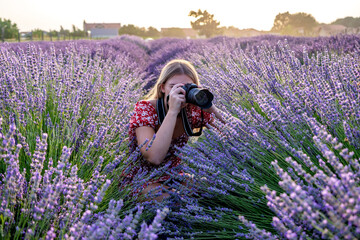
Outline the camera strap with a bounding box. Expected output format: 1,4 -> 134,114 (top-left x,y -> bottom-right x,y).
156,97 -> 203,137
156,97 -> 166,125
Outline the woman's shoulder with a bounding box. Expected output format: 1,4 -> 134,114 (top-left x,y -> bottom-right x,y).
129,100 -> 158,130
135,100 -> 156,111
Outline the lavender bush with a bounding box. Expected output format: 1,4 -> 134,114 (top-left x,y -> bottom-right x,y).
167,35 -> 360,238
1,34 -> 360,239
0,42 -> 168,239
0,119 -> 169,239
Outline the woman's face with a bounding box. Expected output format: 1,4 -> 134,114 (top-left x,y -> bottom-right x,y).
161,74 -> 195,109
161,74 -> 195,98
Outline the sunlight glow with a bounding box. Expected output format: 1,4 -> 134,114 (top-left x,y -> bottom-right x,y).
1,0 -> 359,31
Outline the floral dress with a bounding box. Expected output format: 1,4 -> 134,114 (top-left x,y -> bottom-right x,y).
126,100 -> 214,186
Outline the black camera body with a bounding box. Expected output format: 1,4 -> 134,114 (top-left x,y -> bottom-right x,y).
181,83 -> 214,109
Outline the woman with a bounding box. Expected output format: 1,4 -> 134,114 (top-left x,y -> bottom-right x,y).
127,59 -> 225,202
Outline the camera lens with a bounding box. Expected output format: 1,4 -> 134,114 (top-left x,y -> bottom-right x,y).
194,90 -> 208,106
184,83 -> 213,109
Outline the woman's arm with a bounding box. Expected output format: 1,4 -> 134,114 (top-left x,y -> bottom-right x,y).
135,111 -> 178,165
204,104 -> 226,124
135,83 -> 186,165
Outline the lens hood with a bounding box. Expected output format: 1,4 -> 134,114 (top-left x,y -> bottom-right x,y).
182,83 -> 213,109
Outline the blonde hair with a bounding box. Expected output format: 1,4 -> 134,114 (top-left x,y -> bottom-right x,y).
144,59 -> 200,100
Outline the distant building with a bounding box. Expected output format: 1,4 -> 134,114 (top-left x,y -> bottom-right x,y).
83,21 -> 121,38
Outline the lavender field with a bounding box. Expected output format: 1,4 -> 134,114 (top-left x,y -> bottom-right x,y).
1,34 -> 360,239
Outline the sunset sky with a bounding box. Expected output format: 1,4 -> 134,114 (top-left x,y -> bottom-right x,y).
1,0 -> 359,32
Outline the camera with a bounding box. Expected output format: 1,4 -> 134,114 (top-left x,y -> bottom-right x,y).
181,83 -> 214,109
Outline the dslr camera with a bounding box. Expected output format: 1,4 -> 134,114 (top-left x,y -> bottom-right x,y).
181,83 -> 214,109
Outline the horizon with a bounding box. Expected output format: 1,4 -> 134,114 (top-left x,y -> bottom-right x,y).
1,0 -> 360,32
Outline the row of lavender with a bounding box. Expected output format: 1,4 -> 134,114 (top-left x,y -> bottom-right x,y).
168,38 -> 360,239
125,35 -> 360,239
3,34 -> 360,80
0,40 -> 168,239
1,34 -> 360,239
101,35 -> 360,239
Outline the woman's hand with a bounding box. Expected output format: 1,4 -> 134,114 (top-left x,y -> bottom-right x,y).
167,83 -> 186,115
197,84 -> 226,124
202,104 -> 216,114
204,104 -> 226,125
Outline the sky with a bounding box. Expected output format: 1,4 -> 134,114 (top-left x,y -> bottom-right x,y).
1,0 -> 360,32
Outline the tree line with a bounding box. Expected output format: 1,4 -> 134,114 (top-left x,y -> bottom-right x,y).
1,12 -> 360,41
114,10 -> 360,38
117,10 -> 225,38
271,13 -> 360,36
0,18 -> 88,42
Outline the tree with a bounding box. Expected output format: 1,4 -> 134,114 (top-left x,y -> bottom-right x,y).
161,28 -> 186,38
118,25 -> 161,39
271,12 -> 291,33
48,29 -> 59,40
59,25 -> 70,38
271,12 -> 318,36
71,25 -> 86,38
146,27 -> 160,38
32,28 -> 44,39
189,9 -> 222,38
332,17 -> 360,28
49,30 -> 59,36
291,12 -> 318,35
0,18 -> 19,38
119,24 -> 146,37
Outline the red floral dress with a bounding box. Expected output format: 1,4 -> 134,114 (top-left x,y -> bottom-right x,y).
126,100 -> 214,186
